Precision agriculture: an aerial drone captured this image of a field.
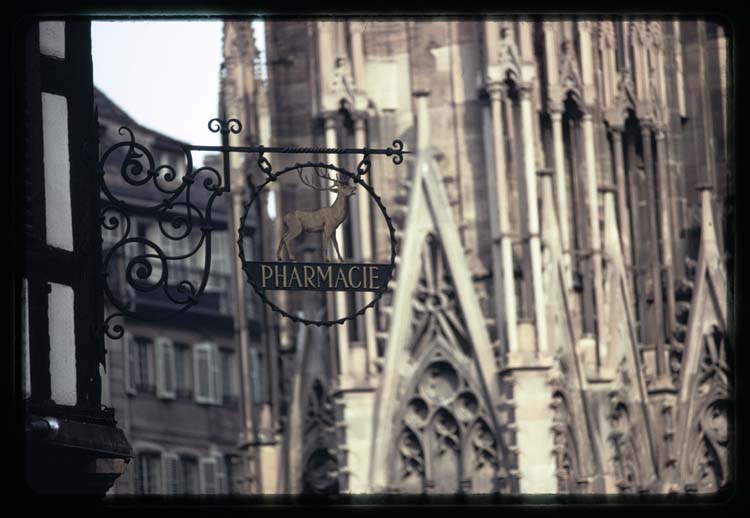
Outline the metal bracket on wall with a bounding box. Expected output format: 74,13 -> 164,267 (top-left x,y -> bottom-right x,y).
99,117 -> 409,338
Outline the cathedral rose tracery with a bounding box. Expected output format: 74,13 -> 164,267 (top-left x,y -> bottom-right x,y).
388,236 -> 508,494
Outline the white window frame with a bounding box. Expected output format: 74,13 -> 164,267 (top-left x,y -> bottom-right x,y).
199,456 -> 218,495
193,342 -> 218,404
155,337 -> 176,399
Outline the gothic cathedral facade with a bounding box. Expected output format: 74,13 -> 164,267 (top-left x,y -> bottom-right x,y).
221,18 -> 732,495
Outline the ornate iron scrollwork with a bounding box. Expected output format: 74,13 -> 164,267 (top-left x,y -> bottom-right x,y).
99,117 -> 409,337
99,127 -> 224,339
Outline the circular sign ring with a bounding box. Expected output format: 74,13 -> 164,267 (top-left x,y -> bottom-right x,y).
238,161 -> 398,327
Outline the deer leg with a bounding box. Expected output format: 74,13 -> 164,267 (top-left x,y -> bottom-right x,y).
276,231 -> 287,260
284,233 -> 297,262
331,233 -> 344,262
283,217 -> 301,261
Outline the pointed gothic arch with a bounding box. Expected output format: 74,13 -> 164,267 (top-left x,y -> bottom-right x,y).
370,149 -> 514,493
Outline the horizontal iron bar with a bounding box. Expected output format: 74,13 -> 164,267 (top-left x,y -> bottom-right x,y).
186,144 -> 411,155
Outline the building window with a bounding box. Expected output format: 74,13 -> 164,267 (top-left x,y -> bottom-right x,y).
126,336 -> 155,395
180,456 -> 200,495
225,454 -> 242,494
219,348 -> 238,406
135,451 -> 162,495
155,337 -> 176,399
163,453 -> 201,495
199,456 -> 219,494
206,229 -> 232,315
174,342 -> 192,399
193,342 -> 220,404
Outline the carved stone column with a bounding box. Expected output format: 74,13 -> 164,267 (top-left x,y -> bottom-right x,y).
323,114 -> 351,380
550,108 -> 572,279
581,111 -> 606,369
488,83 -> 519,353
519,84 -> 547,353
610,127 -> 633,270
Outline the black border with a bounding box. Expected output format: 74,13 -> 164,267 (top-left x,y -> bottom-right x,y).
9,0 -> 745,513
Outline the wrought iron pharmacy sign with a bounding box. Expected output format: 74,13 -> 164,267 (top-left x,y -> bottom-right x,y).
98,117 -> 407,336
239,157 -> 403,327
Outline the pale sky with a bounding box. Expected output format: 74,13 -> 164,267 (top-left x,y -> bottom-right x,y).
92,20 -> 266,165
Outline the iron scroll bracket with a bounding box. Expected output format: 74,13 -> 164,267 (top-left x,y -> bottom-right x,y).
99,117 -> 409,338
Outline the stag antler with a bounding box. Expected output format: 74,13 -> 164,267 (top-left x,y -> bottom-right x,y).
297,166 -> 345,192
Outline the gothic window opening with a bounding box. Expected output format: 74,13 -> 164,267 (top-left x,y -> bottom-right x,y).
623,110 -> 651,345
397,426 -> 426,493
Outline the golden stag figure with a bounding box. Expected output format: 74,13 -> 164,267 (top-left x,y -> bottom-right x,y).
276,167 -> 357,262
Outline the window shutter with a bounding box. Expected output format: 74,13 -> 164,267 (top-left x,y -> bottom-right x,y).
124,332 -> 137,395
162,453 -> 180,495
156,337 -> 176,399
199,457 -> 218,495
193,343 -> 212,404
